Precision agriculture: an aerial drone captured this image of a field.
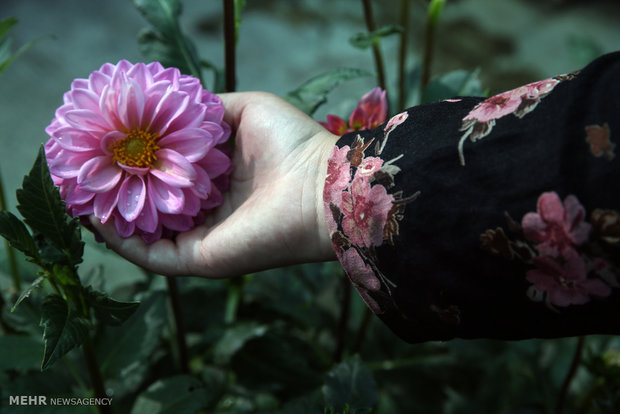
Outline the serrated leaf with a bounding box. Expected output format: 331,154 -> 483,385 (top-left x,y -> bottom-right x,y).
11,275 -> 44,312
322,355 -> 377,412
132,0 -> 202,81
285,68 -> 373,115
0,211 -> 39,261
131,375 -> 208,414
349,25 -> 403,50
15,147 -> 83,266
40,295 -> 91,370
84,286 -> 140,326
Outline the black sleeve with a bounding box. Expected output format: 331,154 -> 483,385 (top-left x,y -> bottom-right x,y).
322,52 -> 620,343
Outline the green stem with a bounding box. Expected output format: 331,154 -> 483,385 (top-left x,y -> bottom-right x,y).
362,0 -> 387,94
0,167 -> 21,291
166,277 -> 189,374
556,336 -> 586,414
223,0 -> 237,92
82,336 -> 110,414
333,276 -> 352,363
397,0 -> 410,111
420,0 -> 446,90
224,278 -> 242,325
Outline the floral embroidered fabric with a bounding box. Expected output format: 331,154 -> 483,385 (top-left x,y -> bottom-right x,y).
323,52 -> 620,343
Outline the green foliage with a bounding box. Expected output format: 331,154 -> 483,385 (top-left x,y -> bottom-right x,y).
131,375 -> 210,414
16,146 -> 84,267
132,0 -> 203,82
0,210 -> 39,261
322,355 -> 377,413
40,295 -> 91,370
0,17 -> 38,76
285,68 -> 374,115
421,69 -> 484,103
349,25 -> 403,50
84,286 -> 140,326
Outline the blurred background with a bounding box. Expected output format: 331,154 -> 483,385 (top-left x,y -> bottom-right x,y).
0,1 -> 619,412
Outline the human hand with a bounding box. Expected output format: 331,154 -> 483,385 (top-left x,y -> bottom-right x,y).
90,92 -> 338,277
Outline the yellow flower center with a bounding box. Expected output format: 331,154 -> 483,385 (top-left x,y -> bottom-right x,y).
111,129 -> 159,168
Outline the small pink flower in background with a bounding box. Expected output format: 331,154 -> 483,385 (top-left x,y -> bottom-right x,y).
45,60 -> 232,243
522,192 -> 591,257
320,87 -> 387,135
341,174 -> 394,248
526,249 -> 611,307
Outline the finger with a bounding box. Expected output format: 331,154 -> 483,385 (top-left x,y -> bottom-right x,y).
88,215 -> 182,276
218,92 -> 250,131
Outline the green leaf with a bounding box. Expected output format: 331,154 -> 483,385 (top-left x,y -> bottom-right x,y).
40,295 -> 91,370
131,0 -> 181,35
285,68 -> 373,115
11,275 -> 44,312
322,355 -> 378,412
84,286 -> 140,326
131,375 -> 208,414
213,321 -> 268,364
0,17 -> 18,42
132,0 -> 203,81
0,211 -> 39,261
15,146 -> 83,266
420,69 -> 483,103
0,18 -> 42,77
349,25 -> 403,50
0,37 -> 39,76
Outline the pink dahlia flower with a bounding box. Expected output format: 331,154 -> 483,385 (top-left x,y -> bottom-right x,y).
522,192 -> 591,257
320,87 -> 387,135
45,60 -> 232,243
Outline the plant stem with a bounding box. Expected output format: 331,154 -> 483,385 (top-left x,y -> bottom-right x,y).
420,0 -> 446,90
166,276 -> 189,374
362,0 -> 387,94
224,278 -> 242,325
351,307 -> 373,354
0,167 -> 21,291
333,276 -> 352,363
82,337 -> 110,414
556,336 -> 586,414
223,0 -> 236,92
397,0 -> 410,111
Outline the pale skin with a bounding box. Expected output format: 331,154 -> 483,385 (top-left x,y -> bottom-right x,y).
90,92 -> 338,278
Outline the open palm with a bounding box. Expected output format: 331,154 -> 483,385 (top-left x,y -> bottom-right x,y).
91,92 -> 338,277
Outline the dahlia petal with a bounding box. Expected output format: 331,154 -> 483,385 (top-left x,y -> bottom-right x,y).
88,71 -> 110,95
139,223 -> 163,244
146,61 -> 165,74
50,150 -> 100,179
118,164 -> 150,176
71,78 -> 89,90
65,109 -> 110,131
135,190 -> 158,233
142,80 -> 169,127
53,127 -> 100,152
148,175 -> 185,214
198,148 -> 231,178
71,202 -> 94,216
93,184 -> 121,223
157,128 -> 214,162
70,88 -> 101,112
64,181 -> 95,205
110,60 -> 132,90
127,62 -> 152,91
181,190 -> 201,216
100,131 -> 127,155
118,175 -> 146,222
160,213 -> 194,232
150,149 -> 196,187
118,76 -> 145,129
152,67 -> 180,86
166,102 -> 206,131
99,85 -> 122,130
114,214 -> 136,238
150,90 -> 189,135
78,156 -> 122,192
200,121 -> 226,143
191,165 -> 212,199
201,185 -> 223,210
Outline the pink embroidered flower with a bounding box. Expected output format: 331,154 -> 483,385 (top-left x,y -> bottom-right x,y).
463,90 -> 522,124
45,60 -> 232,243
320,87 -> 387,135
384,111 -> 408,133
323,145 -> 351,232
357,156 -> 383,177
340,248 -> 383,313
522,192 -> 591,257
341,175 -> 394,248
526,249 -> 611,307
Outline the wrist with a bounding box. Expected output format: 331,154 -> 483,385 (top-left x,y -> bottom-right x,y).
313,130 -> 340,261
